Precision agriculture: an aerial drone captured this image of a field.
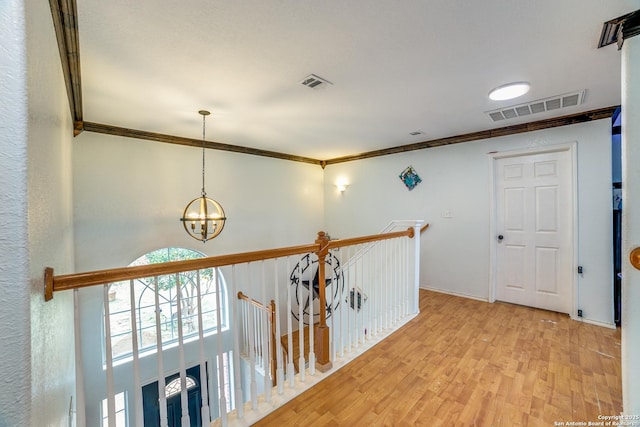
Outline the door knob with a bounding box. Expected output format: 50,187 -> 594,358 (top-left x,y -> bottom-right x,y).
631,247 -> 640,270
497,235 -> 504,241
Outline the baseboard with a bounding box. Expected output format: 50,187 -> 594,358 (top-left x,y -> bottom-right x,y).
570,315 -> 617,330
419,286 -> 490,303
419,286 -> 616,329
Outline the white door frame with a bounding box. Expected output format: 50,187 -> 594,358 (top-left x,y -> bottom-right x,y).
488,142 -> 578,317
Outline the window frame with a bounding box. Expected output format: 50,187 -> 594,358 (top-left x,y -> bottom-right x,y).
104,248 -> 230,365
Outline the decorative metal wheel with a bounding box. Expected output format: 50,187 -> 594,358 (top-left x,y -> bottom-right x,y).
289,252 -> 343,325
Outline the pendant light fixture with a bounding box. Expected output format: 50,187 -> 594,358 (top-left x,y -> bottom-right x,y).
179,110 -> 226,242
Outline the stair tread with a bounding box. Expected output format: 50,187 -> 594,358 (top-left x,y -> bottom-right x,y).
280,324 -> 318,372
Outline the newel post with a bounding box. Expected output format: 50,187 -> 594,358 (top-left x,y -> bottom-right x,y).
314,231 -> 333,372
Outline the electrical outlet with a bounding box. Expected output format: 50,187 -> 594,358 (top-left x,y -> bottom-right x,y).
577,309 -> 583,317
441,210 -> 453,219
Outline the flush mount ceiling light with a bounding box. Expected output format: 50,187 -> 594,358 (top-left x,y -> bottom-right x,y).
488,82 -> 531,101
179,110 -> 227,242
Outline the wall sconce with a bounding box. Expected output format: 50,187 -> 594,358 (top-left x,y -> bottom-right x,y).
336,179 -> 349,193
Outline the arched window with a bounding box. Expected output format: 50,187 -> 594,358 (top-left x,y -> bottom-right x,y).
106,248 -> 228,361
164,376 -> 197,398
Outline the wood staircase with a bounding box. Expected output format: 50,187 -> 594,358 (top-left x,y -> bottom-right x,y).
280,324 -> 316,373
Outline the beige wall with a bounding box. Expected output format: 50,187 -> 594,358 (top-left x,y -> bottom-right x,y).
325,120 -> 615,327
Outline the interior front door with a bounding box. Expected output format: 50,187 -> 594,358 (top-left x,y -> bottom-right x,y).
142,365 -> 203,427
494,148 -> 573,314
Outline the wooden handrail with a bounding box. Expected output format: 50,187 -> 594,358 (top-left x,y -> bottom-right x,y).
421,223 -> 430,234
44,227 -> 419,301
45,243 -> 318,300
237,291 -> 273,309
326,227 -> 415,250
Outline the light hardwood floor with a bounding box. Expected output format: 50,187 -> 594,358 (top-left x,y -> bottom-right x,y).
253,290 -> 622,426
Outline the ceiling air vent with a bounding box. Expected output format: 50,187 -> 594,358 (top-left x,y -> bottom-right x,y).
485,90 -> 585,122
300,74 -> 333,89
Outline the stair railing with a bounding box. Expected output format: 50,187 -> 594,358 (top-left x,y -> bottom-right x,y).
236,291 -> 276,390
44,225 -> 423,427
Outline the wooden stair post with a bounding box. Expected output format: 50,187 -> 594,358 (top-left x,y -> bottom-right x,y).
314,231 -> 333,372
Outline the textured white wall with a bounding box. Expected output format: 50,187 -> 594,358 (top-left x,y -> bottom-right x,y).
25,0 -> 78,425
0,2 -> 31,426
325,120 -> 614,326
73,133 -> 325,271
622,34 -> 640,415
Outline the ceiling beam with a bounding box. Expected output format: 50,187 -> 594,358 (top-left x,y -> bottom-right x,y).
79,121 -> 323,166
323,106 -> 619,166
49,0 -> 83,127
78,106 -> 618,168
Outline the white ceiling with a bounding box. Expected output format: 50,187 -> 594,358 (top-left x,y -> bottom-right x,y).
77,0 -> 639,160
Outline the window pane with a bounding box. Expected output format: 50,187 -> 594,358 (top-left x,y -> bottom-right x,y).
165,376 -> 197,398
102,392 -> 126,427
106,248 -> 228,361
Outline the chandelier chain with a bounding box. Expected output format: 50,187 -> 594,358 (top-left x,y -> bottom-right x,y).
201,113 -> 206,196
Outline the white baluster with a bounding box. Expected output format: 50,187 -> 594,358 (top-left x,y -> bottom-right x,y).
285,257 -> 295,388
274,259 -> 284,394
347,246 -> 354,352
403,236 -> 409,317
253,304 -> 260,369
103,285 -> 116,427
356,249 -> 361,347
358,247 -> 364,346
413,223 -> 422,314
297,255 -> 305,382
347,246 -> 360,351
73,290 -> 86,427
391,239 -> 398,324
230,265 -> 244,419
378,240 -> 382,324
362,245 -> 376,340
393,239 -> 398,323
260,261 -> 272,401
308,256 -> 315,376
390,240 -> 395,326
175,274 -> 191,427
398,238 -> 403,322
398,238 -> 403,320
338,247 -> 344,358
214,269 -> 228,425
128,280 -> 143,427
385,240 -> 391,330
195,270 -> 211,426
154,277 -> 168,427
246,270 -> 258,409
329,250 -> 336,362
363,246 -> 368,343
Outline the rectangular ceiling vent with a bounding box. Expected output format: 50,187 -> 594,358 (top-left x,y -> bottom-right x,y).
486,90 -> 585,122
300,74 -> 333,90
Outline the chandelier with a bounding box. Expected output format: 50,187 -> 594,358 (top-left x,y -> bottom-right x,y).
179,110 -> 226,242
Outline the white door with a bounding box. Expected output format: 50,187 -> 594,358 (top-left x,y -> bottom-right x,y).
494,148 -> 573,314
